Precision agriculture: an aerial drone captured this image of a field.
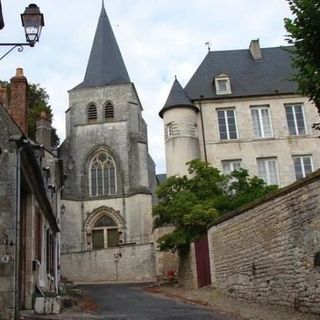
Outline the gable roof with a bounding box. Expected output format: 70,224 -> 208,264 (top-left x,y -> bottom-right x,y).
185,46 -> 297,100
159,78 -> 198,118
72,3 -> 130,90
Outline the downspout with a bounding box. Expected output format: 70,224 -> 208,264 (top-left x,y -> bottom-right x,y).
199,95 -> 208,164
14,143 -> 23,320
122,172 -> 127,243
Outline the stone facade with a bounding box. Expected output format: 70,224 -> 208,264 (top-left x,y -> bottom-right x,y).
0,70 -> 62,319
208,170 -> 320,314
161,42 -> 320,186
61,243 -> 156,283
58,5 -> 156,282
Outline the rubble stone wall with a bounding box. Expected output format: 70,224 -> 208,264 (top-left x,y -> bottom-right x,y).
208,170 -> 320,314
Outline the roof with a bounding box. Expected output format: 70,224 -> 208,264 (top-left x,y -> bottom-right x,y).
72,3 -> 130,90
185,46 -> 297,100
159,78 -> 198,118
156,173 -> 167,184
0,103 -> 24,137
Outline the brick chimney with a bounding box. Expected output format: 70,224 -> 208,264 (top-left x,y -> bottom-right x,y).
36,111 -> 52,150
0,85 -> 8,106
9,68 -> 28,135
249,39 -> 262,61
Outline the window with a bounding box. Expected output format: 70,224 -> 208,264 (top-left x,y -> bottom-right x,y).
257,158 -> 279,185
222,160 -> 242,174
251,106 -> 273,138
87,104 -> 97,124
92,215 -> 119,249
34,211 -> 42,261
293,155 -> 313,180
105,102 -> 114,121
164,122 -> 179,140
217,109 -> 238,140
89,151 -> 117,196
215,74 -> 231,95
285,104 -> 306,135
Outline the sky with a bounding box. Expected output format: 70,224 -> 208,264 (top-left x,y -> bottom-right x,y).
0,0 -> 293,174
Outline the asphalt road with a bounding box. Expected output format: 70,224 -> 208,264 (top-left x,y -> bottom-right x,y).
79,283 -> 235,320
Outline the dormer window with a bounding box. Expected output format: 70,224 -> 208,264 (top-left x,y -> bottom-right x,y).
215,74 -> 231,95
87,103 -> 97,124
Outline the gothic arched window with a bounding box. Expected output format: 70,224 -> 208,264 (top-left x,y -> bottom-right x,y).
89,151 -> 117,196
87,103 -> 97,124
104,101 -> 114,121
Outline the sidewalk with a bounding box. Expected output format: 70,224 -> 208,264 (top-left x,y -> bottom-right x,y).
149,285 -> 320,320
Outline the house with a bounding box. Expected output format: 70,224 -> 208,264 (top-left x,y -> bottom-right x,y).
58,3 -> 156,282
0,69 -> 63,319
160,40 -> 320,185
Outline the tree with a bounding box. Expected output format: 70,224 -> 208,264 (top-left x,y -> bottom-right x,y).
284,0 -> 320,129
0,81 -> 60,147
153,160 -> 278,252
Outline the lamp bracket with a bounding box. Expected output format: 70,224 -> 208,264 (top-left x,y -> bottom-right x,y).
0,43 -> 31,61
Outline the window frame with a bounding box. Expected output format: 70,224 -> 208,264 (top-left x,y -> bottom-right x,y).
257,157 -> 280,185
92,215 -> 119,249
250,105 -> 273,138
104,101 -> 114,121
215,74 -> 232,95
216,108 -> 239,140
221,159 -> 242,174
89,151 -> 117,197
285,103 -> 307,136
292,155 -> 313,180
87,103 -> 98,124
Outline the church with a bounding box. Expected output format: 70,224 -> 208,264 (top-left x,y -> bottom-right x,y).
58,3 -> 157,281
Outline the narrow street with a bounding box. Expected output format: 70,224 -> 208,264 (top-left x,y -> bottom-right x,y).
78,283 -> 236,320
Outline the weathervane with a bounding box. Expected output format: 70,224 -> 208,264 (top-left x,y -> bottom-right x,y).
205,41 -> 212,52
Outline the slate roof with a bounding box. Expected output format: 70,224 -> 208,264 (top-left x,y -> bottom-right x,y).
72,3 -> 130,90
184,46 -> 297,100
0,103 -> 23,137
159,78 -> 198,118
156,173 -> 167,185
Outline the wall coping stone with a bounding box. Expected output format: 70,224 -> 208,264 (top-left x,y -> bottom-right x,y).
210,168 -> 320,228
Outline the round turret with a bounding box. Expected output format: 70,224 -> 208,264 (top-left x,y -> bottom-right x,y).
160,78 -> 200,177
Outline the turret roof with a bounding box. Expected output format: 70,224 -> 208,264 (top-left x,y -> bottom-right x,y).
159,78 -> 197,118
72,2 -> 130,90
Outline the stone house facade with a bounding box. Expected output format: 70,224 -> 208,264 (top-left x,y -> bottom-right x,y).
0,69 -> 63,319
58,4 -> 156,265
160,40 -> 320,185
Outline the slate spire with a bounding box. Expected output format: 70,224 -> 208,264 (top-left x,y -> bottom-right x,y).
159,78 -> 196,118
75,2 -> 130,89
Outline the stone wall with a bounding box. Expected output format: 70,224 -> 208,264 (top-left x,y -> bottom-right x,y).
61,243 -> 156,283
208,170 -> 320,314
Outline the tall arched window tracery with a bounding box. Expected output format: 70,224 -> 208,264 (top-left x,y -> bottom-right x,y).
89,151 -> 117,196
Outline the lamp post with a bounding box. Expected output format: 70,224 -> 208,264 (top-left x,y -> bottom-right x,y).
0,3 -> 44,61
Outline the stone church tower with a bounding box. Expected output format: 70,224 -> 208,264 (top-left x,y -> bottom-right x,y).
59,3 -> 156,254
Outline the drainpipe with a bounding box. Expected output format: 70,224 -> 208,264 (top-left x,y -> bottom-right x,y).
121,172 -> 127,243
13,142 -> 24,320
199,96 -> 208,164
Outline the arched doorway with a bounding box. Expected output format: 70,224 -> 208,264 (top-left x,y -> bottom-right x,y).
92,215 -> 119,249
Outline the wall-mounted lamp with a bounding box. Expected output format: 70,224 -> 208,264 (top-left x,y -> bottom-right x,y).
60,204 -> 65,215
0,3 -> 44,61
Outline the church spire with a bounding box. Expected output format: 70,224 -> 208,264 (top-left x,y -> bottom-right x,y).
74,3 -> 130,90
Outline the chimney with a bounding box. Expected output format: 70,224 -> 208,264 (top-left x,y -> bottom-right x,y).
9,68 -> 28,135
249,39 -> 262,61
36,111 -> 52,150
0,85 -> 8,106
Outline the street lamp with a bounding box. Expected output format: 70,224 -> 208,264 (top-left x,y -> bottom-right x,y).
0,3 -> 44,60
